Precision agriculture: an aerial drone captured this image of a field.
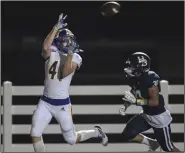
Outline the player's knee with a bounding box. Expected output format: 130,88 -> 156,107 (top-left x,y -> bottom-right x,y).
122,127 -> 138,141
64,135 -> 76,145
161,146 -> 171,152
162,146 -> 176,152
63,131 -> 77,145
30,126 -> 42,138
160,144 -> 174,152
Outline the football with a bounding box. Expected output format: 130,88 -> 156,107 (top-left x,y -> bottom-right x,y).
101,1 -> 121,17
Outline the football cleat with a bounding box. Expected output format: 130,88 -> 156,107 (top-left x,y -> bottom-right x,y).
148,140 -> 160,152
94,125 -> 108,146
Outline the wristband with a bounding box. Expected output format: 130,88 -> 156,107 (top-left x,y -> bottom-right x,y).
136,99 -> 148,106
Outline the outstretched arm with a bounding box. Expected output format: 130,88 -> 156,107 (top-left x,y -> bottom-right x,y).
42,13 -> 67,59
42,27 -> 59,59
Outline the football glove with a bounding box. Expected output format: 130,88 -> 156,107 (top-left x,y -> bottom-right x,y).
54,13 -> 68,30
119,101 -> 132,116
122,91 -> 136,104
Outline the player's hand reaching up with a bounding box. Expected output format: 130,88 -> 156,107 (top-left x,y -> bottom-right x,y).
54,13 -> 68,30
122,91 -> 136,104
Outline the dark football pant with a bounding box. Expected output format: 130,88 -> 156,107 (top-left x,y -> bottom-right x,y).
122,114 -> 174,152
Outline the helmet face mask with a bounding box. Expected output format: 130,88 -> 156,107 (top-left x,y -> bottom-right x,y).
56,35 -> 77,53
124,65 -> 142,78
124,52 -> 151,78
53,29 -> 78,53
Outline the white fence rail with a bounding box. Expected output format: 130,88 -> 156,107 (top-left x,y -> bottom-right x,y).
1,80 -> 184,152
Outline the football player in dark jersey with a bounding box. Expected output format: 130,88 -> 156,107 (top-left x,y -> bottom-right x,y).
119,52 -> 180,152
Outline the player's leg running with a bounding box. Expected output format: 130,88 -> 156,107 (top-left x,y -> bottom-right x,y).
132,134 -> 160,152
75,125 -> 108,146
153,124 -> 180,152
122,114 -> 159,151
30,100 -> 53,152
52,103 -> 108,146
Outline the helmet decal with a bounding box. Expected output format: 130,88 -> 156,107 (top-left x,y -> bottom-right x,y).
137,56 -> 147,66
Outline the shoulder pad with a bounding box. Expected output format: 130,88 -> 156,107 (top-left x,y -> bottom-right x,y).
145,71 -> 160,88
72,53 -> 82,68
148,71 -> 160,78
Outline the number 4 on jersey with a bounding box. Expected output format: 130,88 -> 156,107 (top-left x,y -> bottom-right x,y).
49,61 -> 58,79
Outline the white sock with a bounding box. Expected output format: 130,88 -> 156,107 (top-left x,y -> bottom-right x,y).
141,136 -> 150,146
33,140 -> 45,152
76,129 -> 99,142
141,134 -> 156,146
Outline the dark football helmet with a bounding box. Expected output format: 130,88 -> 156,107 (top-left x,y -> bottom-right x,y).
124,52 -> 151,77
52,28 -> 79,53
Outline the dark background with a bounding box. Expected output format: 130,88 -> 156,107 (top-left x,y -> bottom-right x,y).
2,1 -> 184,85
1,1 -> 184,148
